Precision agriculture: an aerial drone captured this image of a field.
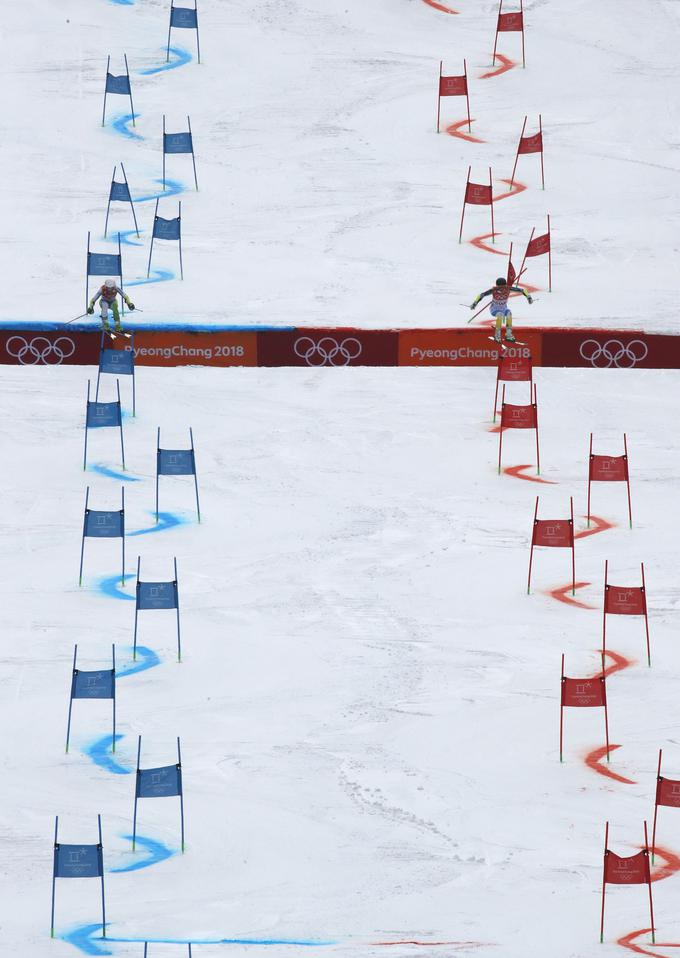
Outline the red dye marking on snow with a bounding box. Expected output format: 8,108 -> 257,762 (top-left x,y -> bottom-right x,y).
650,844 -> 680,883
493,178 -> 527,203
584,744 -> 636,785
548,581 -> 594,610
470,233 -> 507,256
575,515 -> 615,540
372,943 -> 491,950
421,0 -> 459,13
503,464 -> 556,484
445,119 -> 484,143
601,649 -> 634,679
617,929 -> 667,957
479,54 -> 516,79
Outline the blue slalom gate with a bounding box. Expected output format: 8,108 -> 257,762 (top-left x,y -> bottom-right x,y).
148,199 -> 184,279
105,163 -> 139,238
163,115 -> 198,190
134,556 -> 182,661
97,332 -> 136,417
133,736 -> 185,852
102,54 -> 135,127
167,0 -> 200,63
84,379 -> 125,470
156,427 -> 201,522
65,645 -> 116,753
79,486 -> 125,586
51,815 -> 106,939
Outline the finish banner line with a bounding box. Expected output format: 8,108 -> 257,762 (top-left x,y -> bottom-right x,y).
0,325 -> 675,369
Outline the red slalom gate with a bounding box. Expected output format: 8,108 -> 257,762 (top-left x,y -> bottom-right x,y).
527,496 -> 575,595
603,560 -> 651,666
437,60 -> 471,134
652,750 -> 680,864
600,822 -> 655,944
492,352 -> 533,421
510,115 -> 544,189
498,383 -> 539,474
560,652 -> 609,763
587,433 -> 633,528
492,0 -> 525,69
459,167 -> 494,244
517,215 -> 552,292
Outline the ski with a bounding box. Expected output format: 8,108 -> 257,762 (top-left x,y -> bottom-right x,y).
488,336 -> 527,348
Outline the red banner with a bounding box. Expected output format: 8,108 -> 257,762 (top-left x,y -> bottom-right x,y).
657,777 -> 680,808
541,330 -> 680,369
518,131 -> 543,154
604,850 -> 650,885
130,331 -> 257,366
590,454 -> 628,482
0,331 -> 98,366
562,676 -> 606,708
501,401 -> 536,429
257,329 -> 398,367
498,10 -> 523,31
533,519 -> 573,548
526,231 -> 550,257
465,181 -> 492,205
497,355 -> 532,381
399,330 -> 541,367
605,584 -> 645,616
439,75 -> 467,96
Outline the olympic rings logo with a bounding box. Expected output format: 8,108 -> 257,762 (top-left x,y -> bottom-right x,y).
579,339 -> 648,369
293,336 -> 362,367
6,336 -> 76,365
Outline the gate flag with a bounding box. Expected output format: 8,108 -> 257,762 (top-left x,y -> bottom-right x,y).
498,383 -> 539,474
97,333 -> 136,417
510,115 -> 544,188
588,433 -> 633,528
102,55 -> 135,127
65,645 -> 116,753
436,60 -> 471,133
105,163 -> 139,239
156,427 -> 201,522
51,815 -> 106,939
134,556 -> 182,662
517,215 -> 552,291
493,352 -> 533,421
652,750 -> 680,864
133,736 -> 185,852
459,166 -> 494,244
86,231 -> 125,316
79,486 -> 125,587
83,379 -> 125,471
600,822 -> 655,944
602,560 -> 651,665
147,199 -> 184,280
527,496 -> 575,595
492,0 -> 526,68
163,115 -> 198,190
167,0 -> 200,63
560,652 -> 609,762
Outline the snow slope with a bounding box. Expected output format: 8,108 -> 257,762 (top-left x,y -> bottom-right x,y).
1,0 -> 680,330
2,362 -> 680,957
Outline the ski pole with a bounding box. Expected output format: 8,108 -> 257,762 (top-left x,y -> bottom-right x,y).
65,313 -> 90,325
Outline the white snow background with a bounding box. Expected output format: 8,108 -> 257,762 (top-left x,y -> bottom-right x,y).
1,2 -> 680,958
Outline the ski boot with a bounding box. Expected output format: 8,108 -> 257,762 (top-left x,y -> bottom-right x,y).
505,329 -> 516,343
494,328 -> 503,343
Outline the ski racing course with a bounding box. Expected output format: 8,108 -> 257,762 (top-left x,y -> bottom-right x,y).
2,0 -> 680,956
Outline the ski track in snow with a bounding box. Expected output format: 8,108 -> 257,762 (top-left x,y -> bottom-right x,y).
127,269 -> 175,287
133,179 -> 185,203
89,464 -> 141,482
421,0 -> 459,14
116,645 -> 161,678
445,119 -> 484,144
82,733 -> 130,775
109,834 -> 175,873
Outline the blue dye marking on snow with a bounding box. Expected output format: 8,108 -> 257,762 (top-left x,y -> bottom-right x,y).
111,0 -> 134,5
110,834 -> 175,873
115,229 -> 143,247
98,573 -> 135,600
83,734 -> 130,775
0,321 -> 295,332
139,47 -> 192,76
61,924 -> 112,957
133,178 -> 185,203
111,113 -> 143,141
117,645 -> 161,678
127,269 -> 174,287
128,511 -> 186,537
62,924 -> 338,955
90,464 -> 140,482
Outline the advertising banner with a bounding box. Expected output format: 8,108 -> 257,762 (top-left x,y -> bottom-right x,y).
399,328 -> 542,367
258,329 -> 398,367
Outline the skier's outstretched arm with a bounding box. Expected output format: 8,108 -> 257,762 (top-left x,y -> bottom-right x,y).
470,288 -> 493,309
509,285 -> 533,303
